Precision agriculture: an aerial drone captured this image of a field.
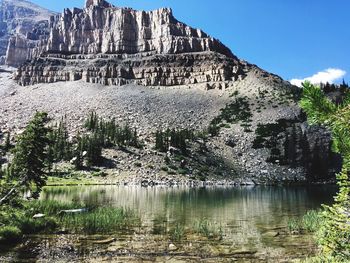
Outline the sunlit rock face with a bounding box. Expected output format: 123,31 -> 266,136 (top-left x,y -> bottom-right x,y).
0,0 -> 55,65
12,0 -> 250,87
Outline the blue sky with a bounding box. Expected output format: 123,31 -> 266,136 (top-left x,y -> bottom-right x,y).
31,0 -> 350,84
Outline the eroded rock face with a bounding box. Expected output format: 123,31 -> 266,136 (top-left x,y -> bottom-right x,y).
13,0 -> 246,86
44,4 -> 234,57
0,0 -> 55,65
15,51 -> 248,87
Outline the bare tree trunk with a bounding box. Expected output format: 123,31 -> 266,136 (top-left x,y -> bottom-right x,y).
0,187 -> 18,206
0,176 -> 27,206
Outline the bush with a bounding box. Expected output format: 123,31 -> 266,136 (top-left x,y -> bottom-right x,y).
170,223 -> 185,242
134,162 -> 142,167
16,216 -> 57,234
287,218 -> 302,234
302,210 -> 322,233
160,166 -> 168,172
193,218 -> 223,239
0,226 -> 22,244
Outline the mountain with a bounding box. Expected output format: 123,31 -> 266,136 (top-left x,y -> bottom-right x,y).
13,0 -> 247,87
0,0 -> 56,65
0,0 -> 340,184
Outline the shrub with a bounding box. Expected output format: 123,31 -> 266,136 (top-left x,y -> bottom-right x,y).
0,226 -> 22,244
170,223 -> 185,242
287,218 -> 302,234
160,166 -> 168,172
193,219 -> 223,239
302,210 -> 322,233
16,217 -> 57,234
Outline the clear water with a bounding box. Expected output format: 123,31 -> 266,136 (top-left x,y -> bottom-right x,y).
41,185 -> 336,228
1,185 -> 337,262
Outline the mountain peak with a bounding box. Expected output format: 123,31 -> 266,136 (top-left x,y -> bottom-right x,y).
85,0 -> 113,8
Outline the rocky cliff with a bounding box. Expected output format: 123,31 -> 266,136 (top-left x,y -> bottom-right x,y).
0,0 -> 55,66
13,0 -> 249,86
0,0 -> 340,183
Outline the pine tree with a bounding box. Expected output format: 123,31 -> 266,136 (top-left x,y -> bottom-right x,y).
300,81 -> 350,259
0,112 -> 51,205
4,132 -> 11,151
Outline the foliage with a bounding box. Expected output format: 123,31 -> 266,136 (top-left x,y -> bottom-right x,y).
25,200 -> 140,234
0,112 -> 51,205
73,112 -> 140,167
287,210 -> 323,234
0,226 -> 22,244
300,81 -> 350,259
84,111 -> 139,148
302,210 -> 324,233
193,218 -> 223,239
169,223 -> 185,242
48,118 -> 72,163
3,132 -> 11,152
58,207 -> 139,234
155,128 -> 195,154
208,93 -> 252,136
287,218 -> 302,233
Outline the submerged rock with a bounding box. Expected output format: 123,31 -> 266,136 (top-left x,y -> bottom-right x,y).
168,243 -> 178,251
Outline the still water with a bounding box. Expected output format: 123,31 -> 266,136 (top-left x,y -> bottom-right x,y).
3,186 -> 338,262
41,185 -> 336,229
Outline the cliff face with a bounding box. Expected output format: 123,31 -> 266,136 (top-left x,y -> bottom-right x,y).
2,0 -> 340,183
46,1 -> 233,57
13,0 -> 246,86
0,0 -> 55,65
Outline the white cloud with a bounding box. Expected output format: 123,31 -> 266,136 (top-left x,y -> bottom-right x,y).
290,68 -> 346,87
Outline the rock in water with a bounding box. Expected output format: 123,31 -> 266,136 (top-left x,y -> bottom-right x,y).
168,243 -> 178,251
33,213 -> 45,219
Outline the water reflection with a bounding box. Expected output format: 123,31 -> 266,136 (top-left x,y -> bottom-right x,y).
41,185 -> 336,230
1,186 -> 338,262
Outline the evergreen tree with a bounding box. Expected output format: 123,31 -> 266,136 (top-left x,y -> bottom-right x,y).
0,112 -> 51,205
300,81 -> 350,259
4,132 -> 11,151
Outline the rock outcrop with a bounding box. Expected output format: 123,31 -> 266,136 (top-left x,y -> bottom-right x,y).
0,0 -> 55,65
13,0 -> 248,86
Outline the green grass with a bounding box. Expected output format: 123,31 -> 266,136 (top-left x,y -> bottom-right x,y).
0,200 -> 140,246
287,210 -> 323,234
302,210 -> 323,232
27,200 -> 139,234
169,223 -> 185,242
193,218 -> 223,239
59,207 -> 139,234
287,218 -> 302,233
47,176 -> 97,186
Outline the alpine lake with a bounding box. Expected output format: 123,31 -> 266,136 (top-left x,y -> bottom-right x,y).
0,185 -> 337,262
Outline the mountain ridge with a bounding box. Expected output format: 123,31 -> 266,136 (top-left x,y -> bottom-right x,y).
0,0 -> 56,64
0,0 -> 339,184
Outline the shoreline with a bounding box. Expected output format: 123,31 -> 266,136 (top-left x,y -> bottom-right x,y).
46,176 -> 337,188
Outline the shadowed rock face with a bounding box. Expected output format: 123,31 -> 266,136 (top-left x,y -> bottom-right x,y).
12,0 -> 247,86
85,0 -> 113,8
0,0 -> 55,65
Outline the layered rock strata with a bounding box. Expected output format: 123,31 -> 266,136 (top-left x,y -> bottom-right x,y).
13,0 -> 249,86
15,51 -> 248,87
